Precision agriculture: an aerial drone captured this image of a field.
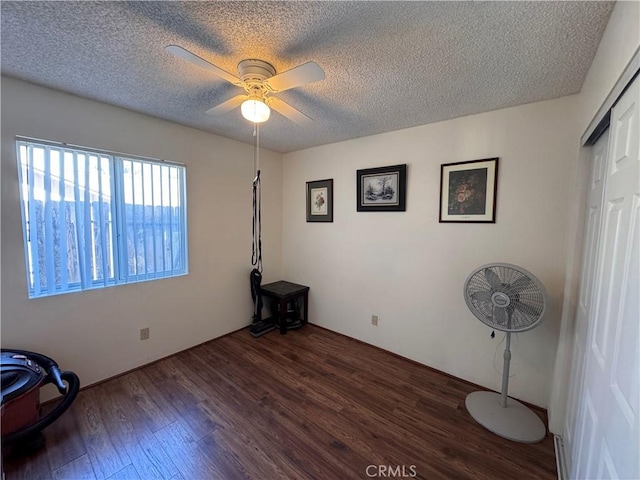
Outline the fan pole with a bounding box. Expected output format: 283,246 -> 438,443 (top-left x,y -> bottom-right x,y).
465,325 -> 546,443
501,331 -> 512,408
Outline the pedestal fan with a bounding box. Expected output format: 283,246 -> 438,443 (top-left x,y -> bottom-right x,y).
463,263 -> 548,443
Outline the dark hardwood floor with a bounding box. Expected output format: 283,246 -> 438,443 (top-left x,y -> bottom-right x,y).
4,325 -> 557,480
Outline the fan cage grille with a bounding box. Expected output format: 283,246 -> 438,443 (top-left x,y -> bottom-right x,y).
464,264 -> 546,332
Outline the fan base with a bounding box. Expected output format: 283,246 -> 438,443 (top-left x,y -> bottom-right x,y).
465,391 -> 546,443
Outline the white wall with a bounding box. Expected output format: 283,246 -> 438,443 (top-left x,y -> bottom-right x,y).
1,77 -> 283,396
548,0 -> 640,434
282,95 -> 579,408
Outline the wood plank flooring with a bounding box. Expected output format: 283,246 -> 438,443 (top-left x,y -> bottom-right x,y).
4,325 -> 557,480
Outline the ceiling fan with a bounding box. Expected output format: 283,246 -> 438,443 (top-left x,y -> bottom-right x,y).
165,45 -> 325,125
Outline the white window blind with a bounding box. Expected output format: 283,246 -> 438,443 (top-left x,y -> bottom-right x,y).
17,140 -> 188,298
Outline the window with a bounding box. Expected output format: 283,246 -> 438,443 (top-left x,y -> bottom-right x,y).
17,139 -> 188,298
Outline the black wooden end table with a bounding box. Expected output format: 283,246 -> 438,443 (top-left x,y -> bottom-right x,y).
259,281 -> 310,335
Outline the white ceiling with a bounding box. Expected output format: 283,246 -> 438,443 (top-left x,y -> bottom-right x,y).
1,1 -> 614,153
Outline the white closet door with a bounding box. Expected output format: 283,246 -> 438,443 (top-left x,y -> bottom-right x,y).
572,75 -> 639,480
565,128 -> 609,475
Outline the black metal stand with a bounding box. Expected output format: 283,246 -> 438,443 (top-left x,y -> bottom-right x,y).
249,319 -> 276,338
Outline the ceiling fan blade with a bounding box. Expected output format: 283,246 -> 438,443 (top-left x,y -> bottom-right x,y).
165,45 -> 242,86
265,61 -> 325,92
267,97 -> 313,125
205,95 -> 247,116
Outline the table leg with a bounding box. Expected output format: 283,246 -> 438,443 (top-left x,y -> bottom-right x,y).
303,292 -> 308,325
279,298 -> 287,335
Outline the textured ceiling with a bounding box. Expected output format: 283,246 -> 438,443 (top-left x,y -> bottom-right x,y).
1,1 -> 614,153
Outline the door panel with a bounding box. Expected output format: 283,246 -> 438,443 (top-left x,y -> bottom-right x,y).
574,393 -> 597,479
591,200 -> 623,366
610,197 -> 638,424
597,440 -> 618,480
565,129 -> 609,476
570,79 -> 640,479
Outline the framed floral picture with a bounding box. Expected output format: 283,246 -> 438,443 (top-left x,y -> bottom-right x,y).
356,164 -> 407,212
306,179 -> 333,222
439,158 -> 499,223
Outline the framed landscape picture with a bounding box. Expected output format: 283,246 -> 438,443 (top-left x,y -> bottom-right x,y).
306,179 -> 333,222
439,157 -> 499,223
356,164 -> 407,212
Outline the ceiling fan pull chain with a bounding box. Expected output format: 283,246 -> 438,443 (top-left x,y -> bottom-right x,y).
251,122 -> 262,273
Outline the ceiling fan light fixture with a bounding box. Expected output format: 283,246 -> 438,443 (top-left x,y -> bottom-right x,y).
241,97 -> 270,123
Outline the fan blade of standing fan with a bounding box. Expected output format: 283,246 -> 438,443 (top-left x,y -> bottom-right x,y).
267,97 -> 313,125
514,301 -> 543,318
471,290 -> 493,305
484,268 -> 501,290
264,62 -> 325,92
493,306 -> 508,326
509,276 -> 532,294
165,45 -> 242,86
205,95 -> 247,116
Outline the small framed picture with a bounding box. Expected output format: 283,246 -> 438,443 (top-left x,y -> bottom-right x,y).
439,157 -> 499,223
306,179 -> 333,222
356,164 -> 407,212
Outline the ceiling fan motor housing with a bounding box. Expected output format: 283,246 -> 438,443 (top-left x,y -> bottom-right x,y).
237,59 -> 276,84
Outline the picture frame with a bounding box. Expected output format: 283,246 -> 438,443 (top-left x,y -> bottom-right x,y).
356,164 -> 407,212
439,157 -> 499,223
306,179 -> 333,222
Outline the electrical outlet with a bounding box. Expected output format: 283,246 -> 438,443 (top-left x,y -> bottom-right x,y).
371,315 -> 379,326
140,327 -> 150,340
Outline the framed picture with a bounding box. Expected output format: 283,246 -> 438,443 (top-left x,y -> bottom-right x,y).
356,164 -> 407,212
439,157 -> 499,223
306,179 -> 333,222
